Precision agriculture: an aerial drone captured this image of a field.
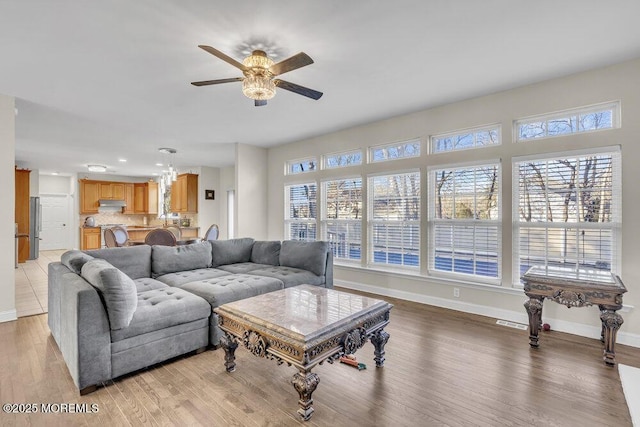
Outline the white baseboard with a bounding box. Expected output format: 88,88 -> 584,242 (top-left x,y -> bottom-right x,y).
0,309 -> 17,323
336,279 -> 640,349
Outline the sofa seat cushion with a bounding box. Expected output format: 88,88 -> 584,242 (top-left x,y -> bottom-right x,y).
111,287 -> 211,343
178,274 -> 284,309
134,277 -> 169,293
155,268 -> 231,287
216,262 -> 274,275
247,266 -> 324,288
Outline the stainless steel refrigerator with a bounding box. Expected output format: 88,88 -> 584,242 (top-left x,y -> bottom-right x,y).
29,196 -> 41,260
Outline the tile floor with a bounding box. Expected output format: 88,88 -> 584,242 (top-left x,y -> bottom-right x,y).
15,250 -> 63,317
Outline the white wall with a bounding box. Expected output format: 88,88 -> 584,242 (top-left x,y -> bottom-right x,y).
267,58 -> 640,346
0,94 -> 16,322
39,175 -> 71,194
236,144 -> 267,240
195,166 -> 220,235
219,166 -> 235,240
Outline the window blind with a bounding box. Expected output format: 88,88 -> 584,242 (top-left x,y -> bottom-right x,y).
428,163 -> 501,280
285,183 -> 317,241
368,172 -> 420,267
322,178 -> 363,261
513,148 -> 621,284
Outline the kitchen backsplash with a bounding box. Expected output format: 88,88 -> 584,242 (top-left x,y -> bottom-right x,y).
81,212 -> 198,227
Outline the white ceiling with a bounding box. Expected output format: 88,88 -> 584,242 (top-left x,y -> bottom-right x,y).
3,1 -> 640,177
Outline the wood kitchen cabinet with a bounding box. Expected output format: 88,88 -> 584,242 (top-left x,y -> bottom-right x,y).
134,182 -> 158,215
81,227 -> 101,250
99,182 -> 125,200
15,168 -> 31,263
79,180 -> 100,214
123,183 -> 135,214
170,173 -> 198,214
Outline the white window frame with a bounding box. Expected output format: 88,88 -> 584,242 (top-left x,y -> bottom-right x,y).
512,146 -> 622,287
322,149 -> 363,169
285,157 -> 318,175
284,182 -> 317,241
367,170 -> 421,269
430,124 -> 501,154
514,101 -> 620,142
321,176 -> 363,263
368,139 -> 422,163
427,160 -> 502,284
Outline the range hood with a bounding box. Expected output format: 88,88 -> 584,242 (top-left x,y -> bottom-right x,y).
98,199 -> 127,208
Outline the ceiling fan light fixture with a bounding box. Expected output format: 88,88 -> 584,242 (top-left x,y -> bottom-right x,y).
242,75 -> 276,100
242,50 -> 274,69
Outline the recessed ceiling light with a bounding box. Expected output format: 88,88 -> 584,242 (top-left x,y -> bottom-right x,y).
51,172 -> 59,175
118,158 -> 127,162
156,163 -> 163,166
152,173 -> 158,176
87,164 -> 107,173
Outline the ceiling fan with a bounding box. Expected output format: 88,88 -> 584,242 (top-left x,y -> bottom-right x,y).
191,45 -> 323,106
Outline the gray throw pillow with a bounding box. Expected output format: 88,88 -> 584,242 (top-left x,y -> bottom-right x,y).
210,238 -> 255,267
251,241 -> 281,265
81,258 -> 137,330
61,250 -> 94,274
279,241 -> 329,277
151,241 -> 212,277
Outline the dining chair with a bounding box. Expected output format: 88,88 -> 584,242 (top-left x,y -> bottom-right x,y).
104,228 -> 119,248
111,226 -> 130,247
165,226 -> 182,240
145,228 -> 177,246
203,224 -> 219,241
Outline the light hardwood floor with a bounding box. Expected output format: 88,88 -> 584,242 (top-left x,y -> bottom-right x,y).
15,250 -> 63,317
1,282 -> 638,426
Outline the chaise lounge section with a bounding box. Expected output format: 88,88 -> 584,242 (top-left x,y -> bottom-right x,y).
47,238 -> 333,394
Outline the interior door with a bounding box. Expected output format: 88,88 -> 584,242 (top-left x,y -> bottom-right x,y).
40,194 -> 71,250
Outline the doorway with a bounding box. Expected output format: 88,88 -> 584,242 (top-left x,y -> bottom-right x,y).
39,194 -> 72,250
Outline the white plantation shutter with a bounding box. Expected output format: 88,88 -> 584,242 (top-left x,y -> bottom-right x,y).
368,172 -> 420,267
428,163 -> 501,281
285,183 -> 317,241
322,178 -> 362,261
513,147 -> 621,284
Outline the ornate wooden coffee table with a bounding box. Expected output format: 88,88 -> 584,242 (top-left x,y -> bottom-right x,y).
522,265 -> 627,365
214,284 -> 392,421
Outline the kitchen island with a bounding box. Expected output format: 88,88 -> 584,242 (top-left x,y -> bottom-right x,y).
126,226 -> 200,242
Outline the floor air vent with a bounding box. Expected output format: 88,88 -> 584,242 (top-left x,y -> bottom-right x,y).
496,319 -> 528,330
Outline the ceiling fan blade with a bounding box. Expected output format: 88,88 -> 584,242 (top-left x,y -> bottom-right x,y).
198,45 -> 247,71
269,52 -> 313,76
274,79 -> 323,100
255,100 -> 267,107
191,77 -> 243,86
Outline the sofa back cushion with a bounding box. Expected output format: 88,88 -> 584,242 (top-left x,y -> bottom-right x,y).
210,238 -> 255,267
251,241 -> 281,265
279,240 -> 329,277
81,258 -> 138,330
84,245 -> 152,279
151,241 -> 212,277
61,250 -> 94,274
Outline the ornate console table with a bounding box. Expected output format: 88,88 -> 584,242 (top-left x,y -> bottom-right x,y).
214,285 -> 392,421
522,265 -> 627,365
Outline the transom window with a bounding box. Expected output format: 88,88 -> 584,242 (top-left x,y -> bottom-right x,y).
369,140 -> 421,163
286,158 -> 317,175
513,148 -> 621,285
428,163 -> 501,280
431,125 -> 501,154
323,150 -> 363,169
368,172 -> 420,267
322,178 -> 362,261
516,102 -> 619,142
285,183 -> 317,241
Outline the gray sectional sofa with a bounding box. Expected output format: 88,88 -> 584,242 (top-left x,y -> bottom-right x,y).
47,238 -> 333,394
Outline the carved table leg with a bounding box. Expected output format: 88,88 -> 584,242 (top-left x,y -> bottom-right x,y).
292,371 -> 320,421
220,333 -> 239,373
370,328 -> 390,367
524,297 -> 544,348
600,309 -> 624,366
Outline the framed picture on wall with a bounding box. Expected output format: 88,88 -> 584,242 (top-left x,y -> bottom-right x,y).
205,190 -> 215,200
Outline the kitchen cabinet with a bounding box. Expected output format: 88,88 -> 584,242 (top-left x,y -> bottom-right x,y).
79,180 -> 100,214
15,168 -> 31,263
99,182 -> 125,200
81,227 -> 101,250
123,183 -> 135,214
170,173 -> 198,213
134,182 -> 158,215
